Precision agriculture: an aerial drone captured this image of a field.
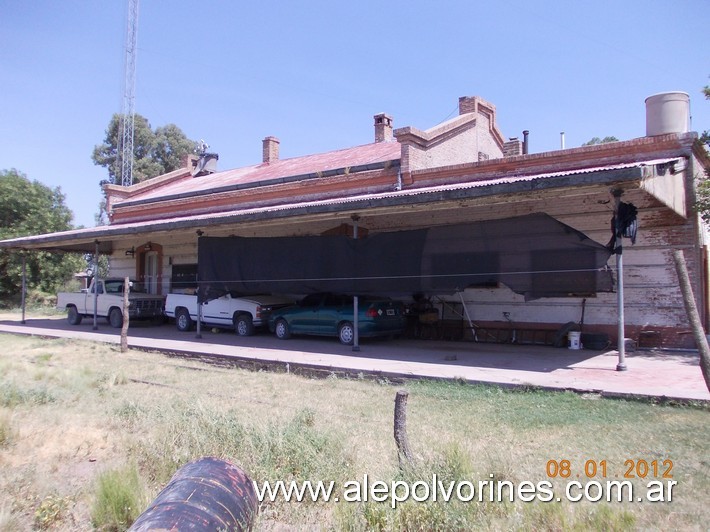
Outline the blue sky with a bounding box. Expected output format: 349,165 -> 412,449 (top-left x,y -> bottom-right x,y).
1,0 -> 708,229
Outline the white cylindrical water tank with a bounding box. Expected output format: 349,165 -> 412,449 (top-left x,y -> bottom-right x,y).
645,92 -> 690,136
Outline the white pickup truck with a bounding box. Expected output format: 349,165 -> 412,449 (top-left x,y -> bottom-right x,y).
164,292 -> 293,335
56,278 -> 166,328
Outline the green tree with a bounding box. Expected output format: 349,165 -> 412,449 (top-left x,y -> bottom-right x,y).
154,124 -> 198,173
582,136 -> 620,146
0,169 -> 84,304
695,81 -> 710,223
92,114 -> 196,185
701,81 -> 710,147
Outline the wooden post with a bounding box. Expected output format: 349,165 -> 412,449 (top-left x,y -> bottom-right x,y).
673,250 -> 710,391
121,277 -> 130,353
394,390 -> 414,467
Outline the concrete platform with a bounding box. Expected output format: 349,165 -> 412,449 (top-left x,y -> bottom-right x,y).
1,315 -> 708,402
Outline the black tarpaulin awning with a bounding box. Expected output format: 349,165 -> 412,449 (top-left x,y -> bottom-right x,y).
197,213 -> 613,301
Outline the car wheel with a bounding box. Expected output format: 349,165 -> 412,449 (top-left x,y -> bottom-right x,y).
109,307 -> 123,328
67,305 -> 82,325
176,308 -> 193,332
274,319 -> 291,340
338,322 -> 355,345
235,314 -> 255,336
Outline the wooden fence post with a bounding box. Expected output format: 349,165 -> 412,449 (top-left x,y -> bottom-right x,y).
394,390 -> 414,467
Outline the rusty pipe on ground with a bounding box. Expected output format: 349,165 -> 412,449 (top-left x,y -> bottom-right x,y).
129,457 -> 257,531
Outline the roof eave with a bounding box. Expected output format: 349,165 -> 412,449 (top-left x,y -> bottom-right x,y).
0,164 -> 647,253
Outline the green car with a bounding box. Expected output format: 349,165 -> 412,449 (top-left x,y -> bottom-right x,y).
268,292 -> 406,345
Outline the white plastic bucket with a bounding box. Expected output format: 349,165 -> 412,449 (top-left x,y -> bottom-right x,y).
568,331 -> 582,350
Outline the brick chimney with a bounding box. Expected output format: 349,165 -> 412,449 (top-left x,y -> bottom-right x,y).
262,136 -> 280,163
374,113 -> 393,143
503,137 -> 523,157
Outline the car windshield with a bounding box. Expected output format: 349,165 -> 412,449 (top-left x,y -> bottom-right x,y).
103,280 -> 125,294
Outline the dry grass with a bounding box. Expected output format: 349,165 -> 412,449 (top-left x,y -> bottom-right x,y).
0,331 -> 708,531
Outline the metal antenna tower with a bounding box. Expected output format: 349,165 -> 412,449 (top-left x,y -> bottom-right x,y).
118,0 -> 139,186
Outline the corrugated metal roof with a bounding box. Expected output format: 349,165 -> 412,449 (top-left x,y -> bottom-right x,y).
205,157 -> 676,215
122,141 -> 401,204
0,157 -> 676,251
399,157 -> 676,196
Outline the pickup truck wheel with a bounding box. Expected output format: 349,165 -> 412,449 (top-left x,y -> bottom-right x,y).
338,322 -> 355,345
176,308 -> 193,332
109,307 -> 123,328
274,319 -> 291,340
235,314 -> 255,336
67,306 -> 82,325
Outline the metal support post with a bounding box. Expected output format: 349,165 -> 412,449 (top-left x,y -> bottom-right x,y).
21,254 -> 26,324
612,190 -> 627,371
352,215 -> 360,351
93,241 -> 100,330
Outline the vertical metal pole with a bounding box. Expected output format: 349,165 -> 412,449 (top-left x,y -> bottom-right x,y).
93,240 -> 100,330
352,216 -> 360,352
21,254 -> 26,324
196,231 -> 203,339
616,249 -> 627,371
612,191 -> 627,371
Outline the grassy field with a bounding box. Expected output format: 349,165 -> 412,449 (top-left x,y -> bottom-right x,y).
0,330 -> 708,531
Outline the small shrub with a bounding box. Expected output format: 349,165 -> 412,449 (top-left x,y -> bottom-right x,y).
34,494 -> 69,530
25,289 -> 57,309
397,441 -> 474,486
114,401 -> 146,425
0,382 -> 55,407
91,465 -> 145,531
253,407 -> 348,481
361,502 -> 389,531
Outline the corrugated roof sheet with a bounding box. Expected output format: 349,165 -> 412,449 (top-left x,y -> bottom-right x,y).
122,141 -> 401,204
0,158 -> 676,251
206,157 -> 675,215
